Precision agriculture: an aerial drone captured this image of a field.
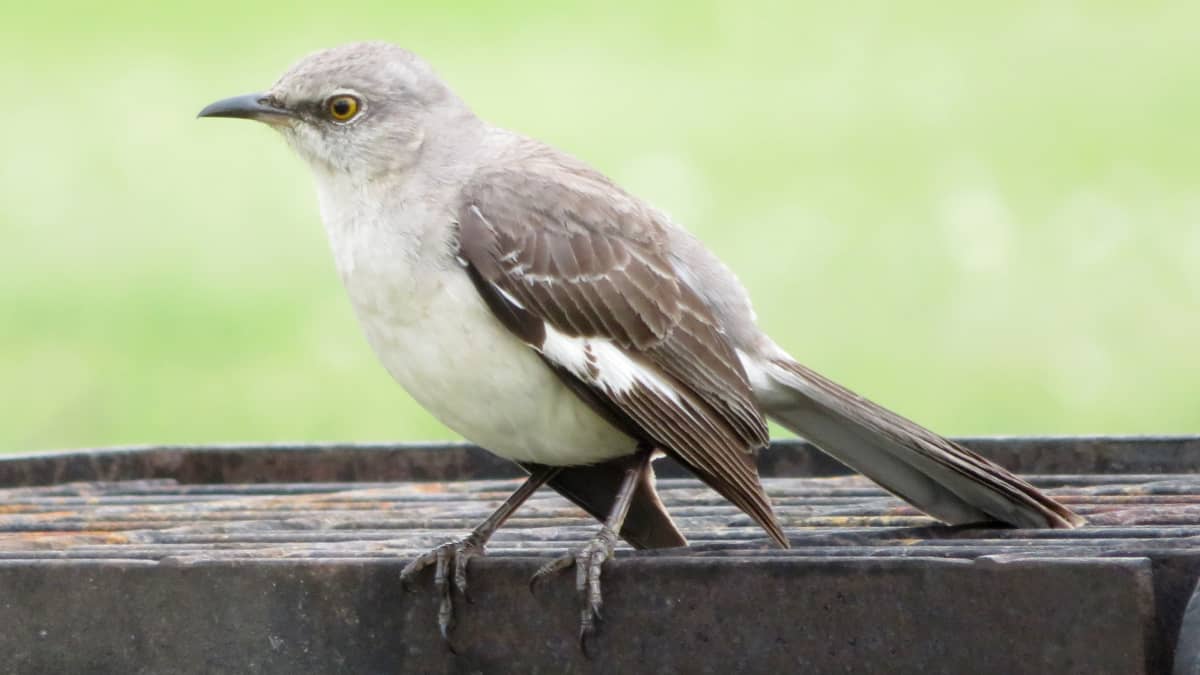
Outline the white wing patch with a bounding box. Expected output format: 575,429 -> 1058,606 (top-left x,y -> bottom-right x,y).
541,323 -> 681,402
491,283 -> 527,311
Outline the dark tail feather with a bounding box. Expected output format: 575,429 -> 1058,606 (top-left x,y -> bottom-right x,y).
759,358 -> 1083,529
521,458 -> 688,549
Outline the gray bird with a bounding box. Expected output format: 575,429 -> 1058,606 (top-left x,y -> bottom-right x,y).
199,42 -> 1083,645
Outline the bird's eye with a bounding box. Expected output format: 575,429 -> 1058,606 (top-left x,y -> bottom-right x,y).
326,95 -> 361,122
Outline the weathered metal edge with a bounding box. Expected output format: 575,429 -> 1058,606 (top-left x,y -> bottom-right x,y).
0,435 -> 1196,487
0,555 -> 1159,674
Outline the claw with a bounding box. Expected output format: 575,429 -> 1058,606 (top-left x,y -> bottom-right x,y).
587,546 -> 606,621
400,535 -> 487,643
530,552 -> 574,593
455,547 -> 474,604
579,620 -> 594,657
530,525 -> 618,652
399,548 -> 438,592
435,549 -> 453,637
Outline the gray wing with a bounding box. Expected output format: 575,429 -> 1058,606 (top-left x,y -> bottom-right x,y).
457,145 -> 787,548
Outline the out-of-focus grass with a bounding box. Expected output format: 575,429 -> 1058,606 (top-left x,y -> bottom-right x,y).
1,2 -> 1197,452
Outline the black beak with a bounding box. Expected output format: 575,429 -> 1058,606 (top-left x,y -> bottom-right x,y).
197,92 -> 291,122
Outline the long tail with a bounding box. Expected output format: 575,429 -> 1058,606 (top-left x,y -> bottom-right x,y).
756,356 -> 1084,529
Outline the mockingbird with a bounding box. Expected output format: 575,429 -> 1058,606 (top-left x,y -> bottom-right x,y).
200,42 -> 1083,645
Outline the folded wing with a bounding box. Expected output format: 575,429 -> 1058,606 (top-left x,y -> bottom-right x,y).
456,146 -> 788,547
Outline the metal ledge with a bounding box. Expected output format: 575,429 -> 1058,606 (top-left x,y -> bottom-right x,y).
3,434 -> 1198,487
0,436 -> 1197,674
0,557 -> 1156,674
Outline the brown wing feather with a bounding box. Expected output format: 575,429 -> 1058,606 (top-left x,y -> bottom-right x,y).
458,143 -> 788,548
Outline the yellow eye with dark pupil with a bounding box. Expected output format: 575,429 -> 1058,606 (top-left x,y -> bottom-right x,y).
328,96 -> 359,121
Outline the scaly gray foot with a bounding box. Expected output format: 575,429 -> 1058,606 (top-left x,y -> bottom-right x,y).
530,525 -> 619,651
400,532 -> 486,644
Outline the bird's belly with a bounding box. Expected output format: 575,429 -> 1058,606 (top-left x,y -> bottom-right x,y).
346,266 -> 637,465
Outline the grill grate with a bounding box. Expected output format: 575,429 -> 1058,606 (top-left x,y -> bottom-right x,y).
1,473 -> 1199,563
1,437 -> 1198,674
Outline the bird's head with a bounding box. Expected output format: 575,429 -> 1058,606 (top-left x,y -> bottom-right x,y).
199,42 -> 474,177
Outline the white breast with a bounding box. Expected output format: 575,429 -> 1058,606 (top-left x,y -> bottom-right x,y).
313,170 -> 637,465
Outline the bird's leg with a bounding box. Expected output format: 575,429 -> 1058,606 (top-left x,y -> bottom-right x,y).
401,464 -> 561,642
530,447 -> 653,650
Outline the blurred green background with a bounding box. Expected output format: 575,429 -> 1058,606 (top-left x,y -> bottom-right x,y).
1,2 -> 1197,453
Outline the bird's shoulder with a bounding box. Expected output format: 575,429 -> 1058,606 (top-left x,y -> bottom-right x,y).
457,135 -> 669,250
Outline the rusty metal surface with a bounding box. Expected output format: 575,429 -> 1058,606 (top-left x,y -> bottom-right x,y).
0,557 -> 1157,674
0,438 -> 1197,673
3,435 -> 1198,488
